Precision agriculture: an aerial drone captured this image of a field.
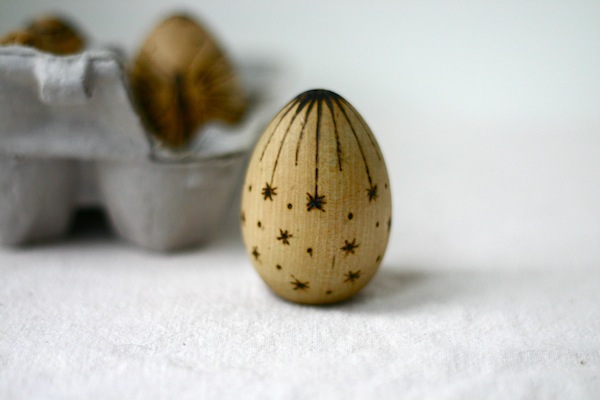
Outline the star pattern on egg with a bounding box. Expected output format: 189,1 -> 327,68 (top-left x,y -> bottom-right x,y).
344,270 -> 361,284
306,192 -> 326,212
251,247 -> 260,261
367,185 -> 378,202
290,275 -> 310,291
242,89 -> 391,304
341,239 -> 359,255
262,183 -> 277,201
276,229 -> 293,245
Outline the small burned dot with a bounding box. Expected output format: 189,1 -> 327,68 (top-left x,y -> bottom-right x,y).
385,183 -> 388,189
257,221 -> 262,228
307,247 -> 313,256
376,221 -> 379,227
287,203 -> 293,209
348,213 -> 353,220
376,255 -> 381,262
276,264 -> 282,270
248,185 -> 252,192
326,290 -> 333,295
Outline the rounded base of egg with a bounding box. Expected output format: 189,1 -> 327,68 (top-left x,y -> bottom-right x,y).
241,89 -> 391,305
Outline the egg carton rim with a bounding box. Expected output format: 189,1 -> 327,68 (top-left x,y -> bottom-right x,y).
0,45 -> 262,164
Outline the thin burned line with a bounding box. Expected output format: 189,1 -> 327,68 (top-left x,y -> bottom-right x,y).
190,51 -> 225,83
340,98 -> 382,161
259,98 -> 300,162
331,256 -> 336,269
173,74 -> 192,138
315,98 -> 323,193
269,98 -> 311,184
333,96 -> 373,187
294,99 -> 317,166
324,96 -> 343,171
201,71 -> 237,89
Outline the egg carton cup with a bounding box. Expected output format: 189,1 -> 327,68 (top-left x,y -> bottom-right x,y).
0,46 -> 266,251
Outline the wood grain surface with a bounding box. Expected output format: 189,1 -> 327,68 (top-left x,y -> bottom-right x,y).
241,89 -> 391,304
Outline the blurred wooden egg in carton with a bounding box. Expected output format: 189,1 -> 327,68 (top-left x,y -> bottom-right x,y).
0,15 -> 85,55
0,12 -> 265,251
130,14 -> 248,148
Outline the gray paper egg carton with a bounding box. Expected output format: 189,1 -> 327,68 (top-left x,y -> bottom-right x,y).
0,46 -> 264,251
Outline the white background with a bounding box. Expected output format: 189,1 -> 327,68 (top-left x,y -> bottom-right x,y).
1,1 -> 599,399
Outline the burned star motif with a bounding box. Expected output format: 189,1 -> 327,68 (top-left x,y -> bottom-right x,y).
306,192 -> 326,212
344,270 -> 361,284
277,229 -> 293,245
290,275 -> 309,291
367,185 -> 378,202
251,247 -> 260,260
262,183 -> 277,201
341,239 -> 359,255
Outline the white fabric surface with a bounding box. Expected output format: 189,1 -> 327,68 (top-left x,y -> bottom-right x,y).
1,1 -> 600,398
1,214 -> 599,399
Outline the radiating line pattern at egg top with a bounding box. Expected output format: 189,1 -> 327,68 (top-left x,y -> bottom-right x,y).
241,89 -> 392,305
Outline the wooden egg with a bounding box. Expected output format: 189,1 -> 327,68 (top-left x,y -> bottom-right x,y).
26,16 -> 85,54
129,14 -> 247,148
0,16 -> 84,55
0,31 -> 39,48
241,89 -> 392,304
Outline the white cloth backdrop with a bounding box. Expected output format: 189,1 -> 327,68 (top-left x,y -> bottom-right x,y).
1,1 -> 599,399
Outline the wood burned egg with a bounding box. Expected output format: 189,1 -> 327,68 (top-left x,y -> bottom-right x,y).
26,16 -> 85,54
0,15 -> 85,55
241,89 -> 391,305
129,14 -> 247,148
